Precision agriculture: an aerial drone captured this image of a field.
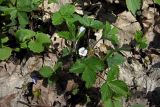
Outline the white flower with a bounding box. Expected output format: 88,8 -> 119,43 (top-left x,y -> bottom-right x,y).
78,26 -> 85,35
78,47 -> 88,57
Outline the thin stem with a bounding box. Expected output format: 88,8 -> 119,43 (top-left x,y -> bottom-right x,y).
97,73 -> 106,81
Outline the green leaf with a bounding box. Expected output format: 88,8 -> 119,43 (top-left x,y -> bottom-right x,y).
131,104 -> 145,107
16,29 -> 35,42
17,11 -> 29,28
82,67 -> 97,88
108,80 -> 129,97
0,47 -> 12,60
62,47 -> 71,57
107,53 -> 125,67
103,21 -> 119,44
35,33 -> 51,45
104,98 -> 114,107
134,31 -> 147,49
100,82 -> 112,101
70,59 -> 85,73
154,0 -> 160,5
28,40 -> 44,53
90,20 -> 104,29
70,56 -> 104,87
57,31 -> 74,40
1,36 -> 9,44
39,66 -> 53,78
0,0 -> 3,4
51,12 -> 64,25
113,99 -> 123,107
66,21 -> 76,39
126,0 -> 142,15
16,0 -> 34,12
107,66 -> 119,81
59,4 -> 75,16
48,0 -> 58,3
20,41 -> 28,49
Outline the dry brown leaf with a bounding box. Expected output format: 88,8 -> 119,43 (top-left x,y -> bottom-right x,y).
66,80 -> 78,92
0,93 -> 16,107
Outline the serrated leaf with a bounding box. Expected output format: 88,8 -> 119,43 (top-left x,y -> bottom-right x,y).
134,31 -> 147,49
107,53 -> 125,67
16,29 -> 35,42
90,20 -> 104,29
39,66 -> 53,78
154,0 -> 160,5
104,98 -> 114,107
0,47 -> 12,60
17,11 -> 29,28
57,31 -> 74,40
82,67 -> 96,88
113,99 -> 123,107
103,21 -> 119,44
59,4 -> 75,16
16,0 -> 34,12
35,32 -> 51,44
108,80 -> 129,97
51,12 -> 64,25
28,40 -> 44,53
84,56 -> 105,72
100,82 -> 112,101
126,0 -> 142,15
70,56 -> 104,87
107,66 -> 119,81
70,59 -> 85,73
20,41 -> 28,49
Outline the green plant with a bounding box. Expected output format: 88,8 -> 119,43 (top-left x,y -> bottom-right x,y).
134,30 -> 147,49
0,36 -> 12,60
0,0 -> 43,27
15,29 -> 51,53
126,0 -> 142,16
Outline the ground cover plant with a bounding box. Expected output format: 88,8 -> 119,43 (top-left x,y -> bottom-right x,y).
0,0 -> 160,107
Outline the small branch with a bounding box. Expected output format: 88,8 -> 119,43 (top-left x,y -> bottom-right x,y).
17,101 -> 53,107
96,73 -> 106,81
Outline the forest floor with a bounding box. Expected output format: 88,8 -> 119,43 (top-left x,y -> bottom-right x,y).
0,0 -> 160,107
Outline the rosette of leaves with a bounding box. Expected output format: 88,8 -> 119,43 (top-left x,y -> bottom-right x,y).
16,29 -> 51,53
0,36 -> 12,60
0,0 -> 43,27
70,56 -> 105,88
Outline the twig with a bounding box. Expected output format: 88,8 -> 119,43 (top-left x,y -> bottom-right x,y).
96,73 -> 106,81
17,101 -> 53,107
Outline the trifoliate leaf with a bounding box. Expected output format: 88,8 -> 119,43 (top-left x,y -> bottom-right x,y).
126,0 -> 142,15
39,66 -> 53,78
0,47 -> 12,60
28,40 -> 44,53
107,66 -> 119,81
16,29 -> 35,42
103,21 -> 119,44
35,32 -> 51,45
70,56 -> 104,87
59,4 -> 75,16
17,11 -> 29,28
154,0 -> 160,5
100,82 -> 112,101
57,31 -> 74,40
108,80 -> 129,97
134,31 -> 147,49
107,53 -> 125,67
51,12 -> 64,25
